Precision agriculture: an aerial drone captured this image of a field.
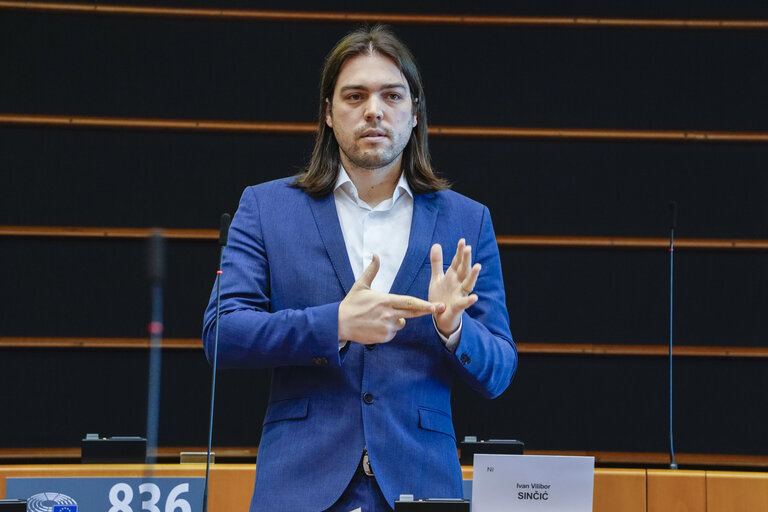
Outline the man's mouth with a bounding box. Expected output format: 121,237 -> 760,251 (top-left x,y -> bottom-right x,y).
360,129 -> 387,139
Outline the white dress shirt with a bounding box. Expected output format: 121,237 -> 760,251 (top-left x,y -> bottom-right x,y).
333,167 -> 460,350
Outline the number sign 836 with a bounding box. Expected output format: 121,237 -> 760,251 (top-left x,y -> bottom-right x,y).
109,482 -> 192,512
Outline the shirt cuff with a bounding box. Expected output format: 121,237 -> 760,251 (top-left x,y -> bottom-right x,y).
339,340 -> 349,351
433,317 -> 462,353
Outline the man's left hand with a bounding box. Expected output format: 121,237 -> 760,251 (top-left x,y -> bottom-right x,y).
429,238 -> 481,338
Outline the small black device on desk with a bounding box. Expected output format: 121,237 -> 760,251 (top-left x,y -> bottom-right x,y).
459,436 -> 524,465
0,499 -> 27,511
394,495 -> 470,511
81,433 -> 147,463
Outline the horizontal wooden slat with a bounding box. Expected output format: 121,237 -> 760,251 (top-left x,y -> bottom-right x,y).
1,1 -> 767,30
0,337 -> 201,349
516,343 -> 768,358
1,446 -> 766,468
0,225 -> 218,239
0,446 -> 256,460
529,450 -> 768,468
495,235 -> 768,250
3,113 -> 768,142
0,114 -> 315,134
2,338 -> 767,358
2,226 -> 767,250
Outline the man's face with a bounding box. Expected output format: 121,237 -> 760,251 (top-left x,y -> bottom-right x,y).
326,53 -> 417,173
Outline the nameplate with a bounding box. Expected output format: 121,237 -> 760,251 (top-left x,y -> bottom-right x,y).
6,477 -> 204,512
472,454 -> 594,511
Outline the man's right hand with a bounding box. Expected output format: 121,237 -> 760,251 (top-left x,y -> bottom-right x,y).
338,254 -> 444,344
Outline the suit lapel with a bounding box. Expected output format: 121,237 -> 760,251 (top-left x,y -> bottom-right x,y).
390,193 -> 438,295
307,193 -> 356,295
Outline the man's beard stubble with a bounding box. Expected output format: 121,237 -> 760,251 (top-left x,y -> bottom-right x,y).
340,125 -> 412,171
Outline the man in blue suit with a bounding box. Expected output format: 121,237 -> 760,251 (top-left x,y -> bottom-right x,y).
203,25 -> 517,512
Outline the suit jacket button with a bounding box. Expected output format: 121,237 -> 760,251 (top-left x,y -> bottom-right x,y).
363,392 -> 375,404
311,357 -> 328,366
460,353 -> 471,365
366,344 -> 376,351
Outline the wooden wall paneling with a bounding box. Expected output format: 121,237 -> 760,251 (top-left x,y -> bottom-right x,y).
647,469 -> 706,512
1,1 -> 768,29
0,446 -> 259,462
4,447 -> 768,469
0,337 -> 202,349
3,113 -> 768,142
706,471 -> 768,512
3,226 -> 767,251
5,337 -> 768,359
593,468 -> 646,512
208,464 -> 255,511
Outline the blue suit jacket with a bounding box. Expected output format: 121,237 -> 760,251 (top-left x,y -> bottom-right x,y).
203,178 -> 517,511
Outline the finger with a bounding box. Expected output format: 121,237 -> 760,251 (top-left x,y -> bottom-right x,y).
430,243 -> 444,278
396,317 -> 406,330
462,263 -> 482,294
450,238 -> 465,270
389,294 -> 440,317
457,245 -> 472,280
357,254 -> 380,288
458,294 -> 479,310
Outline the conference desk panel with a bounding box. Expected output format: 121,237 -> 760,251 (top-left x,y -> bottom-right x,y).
647,470 -> 706,512
707,471 -> 768,512
0,464 -> 255,511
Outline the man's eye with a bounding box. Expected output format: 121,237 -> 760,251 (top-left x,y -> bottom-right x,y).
346,93 -> 362,101
388,93 -> 402,101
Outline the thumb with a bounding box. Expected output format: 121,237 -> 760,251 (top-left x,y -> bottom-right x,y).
357,254 -> 380,288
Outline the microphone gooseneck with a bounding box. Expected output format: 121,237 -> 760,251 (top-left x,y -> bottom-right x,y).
146,230 -> 165,469
668,201 -> 678,470
203,213 -> 231,512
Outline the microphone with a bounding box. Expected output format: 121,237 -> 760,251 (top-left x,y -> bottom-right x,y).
670,201 -> 677,231
219,213 -> 231,247
668,202 -> 678,470
203,213 -> 231,512
146,230 -> 165,467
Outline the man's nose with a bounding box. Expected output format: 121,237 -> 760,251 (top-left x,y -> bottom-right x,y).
363,96 -> 384,122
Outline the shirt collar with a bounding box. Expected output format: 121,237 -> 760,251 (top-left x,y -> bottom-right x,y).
334,165 -> 413,207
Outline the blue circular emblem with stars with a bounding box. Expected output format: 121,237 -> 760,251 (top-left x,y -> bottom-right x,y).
26,492 -> 78,512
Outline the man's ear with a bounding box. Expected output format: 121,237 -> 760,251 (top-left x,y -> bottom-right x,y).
412,97 -> 418,127
325,98 -> 333,128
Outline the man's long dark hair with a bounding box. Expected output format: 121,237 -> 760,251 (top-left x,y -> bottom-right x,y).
293,25 -> 449,197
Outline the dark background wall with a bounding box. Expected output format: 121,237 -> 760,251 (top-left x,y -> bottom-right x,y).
1,0 -> 767,463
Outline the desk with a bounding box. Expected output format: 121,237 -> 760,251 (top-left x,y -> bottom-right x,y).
2,464 -> 767,511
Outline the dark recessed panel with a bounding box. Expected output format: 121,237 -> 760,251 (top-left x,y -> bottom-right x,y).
2,238 -> 765,347
1,13 -> 767,130
3,347 -> 766,458
1,127 -> 315,229
0,238 -> 217,339
451,354 -> 768,456
500,248 -> 767,347
0,348 -> 270,448
4,128 -> 767,239
433,138 -> 768,239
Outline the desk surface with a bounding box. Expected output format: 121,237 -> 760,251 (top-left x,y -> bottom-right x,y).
2,464 -> 767,511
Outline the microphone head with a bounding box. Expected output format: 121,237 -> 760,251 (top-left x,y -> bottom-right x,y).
219,213 -> 232,247
147,230 -> 166,283
669,201 -> 677,230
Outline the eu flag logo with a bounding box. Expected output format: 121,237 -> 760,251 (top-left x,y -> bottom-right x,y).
53,507 -> 78,512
